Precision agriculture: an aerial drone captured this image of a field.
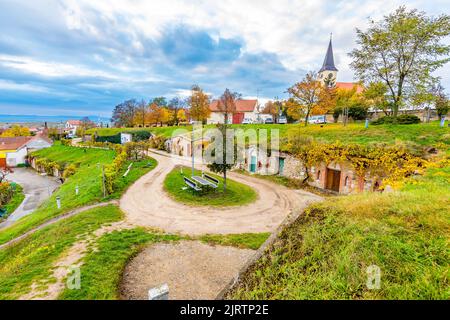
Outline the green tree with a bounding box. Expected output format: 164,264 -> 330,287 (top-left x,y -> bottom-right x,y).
206,89 -> 238,191
349,6 -> 450,118
363,82 -> 390,116
435,92 -> 449,118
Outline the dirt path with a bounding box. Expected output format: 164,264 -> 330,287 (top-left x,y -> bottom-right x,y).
19,220 -> 135,300
0,200 -> 119,250
121,241 -> 255,300
120,150 -> 322,235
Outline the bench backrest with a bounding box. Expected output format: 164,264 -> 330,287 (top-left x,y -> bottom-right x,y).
183,177 -> 197,188
204,174 -> 219,184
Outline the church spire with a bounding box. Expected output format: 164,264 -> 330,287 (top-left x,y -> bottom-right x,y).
319,35 -> 338,73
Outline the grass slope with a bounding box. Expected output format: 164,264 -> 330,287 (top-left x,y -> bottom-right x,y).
199,233 -> 271,250
59,228 -> 180,300
0,145 -> 156,246
89,123 -> 449,149
229,165 -> 450,299
0,205 -> 122,300
164,166 -> 257,207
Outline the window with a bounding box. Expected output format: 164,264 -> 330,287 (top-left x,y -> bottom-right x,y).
317,170 -> 321,180
344,176 -> 349,187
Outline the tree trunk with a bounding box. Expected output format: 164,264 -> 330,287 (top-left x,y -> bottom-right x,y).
304,110 -> 310,127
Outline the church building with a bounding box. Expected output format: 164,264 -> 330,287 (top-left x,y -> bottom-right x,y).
318,36 -> 363,93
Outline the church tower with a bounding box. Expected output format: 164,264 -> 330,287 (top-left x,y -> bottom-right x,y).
318,35 -> 338,87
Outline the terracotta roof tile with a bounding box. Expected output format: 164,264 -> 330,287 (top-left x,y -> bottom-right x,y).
0,136 -> 33,150
336,82 -> 364,93
210,99 -> 257,112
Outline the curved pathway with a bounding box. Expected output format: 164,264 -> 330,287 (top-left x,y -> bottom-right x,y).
120,150 -> 322,235
0,168 -> 60,229
0,200 -> 119,250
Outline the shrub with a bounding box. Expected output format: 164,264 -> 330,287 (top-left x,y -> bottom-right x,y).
132,130 -> 152,142
61,138 -> 72,146
0,182 -> 13,206
95,134 -> 121,144
63,164 -> 77,179
149,135 -> 167,151
348,105 -> 368,120
372,114 -> 421,125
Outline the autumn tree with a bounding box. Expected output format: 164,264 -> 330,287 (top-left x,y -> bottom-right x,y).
188,85 -> 210,123
262,100 -> 281,122
147,102 -> 163,126
1,125 -> 30,137
286,71 -> 333,126
111,99 -> 137,127
350,6 -> 450,118
168,97 -> 186,126
134,99 -> 148,127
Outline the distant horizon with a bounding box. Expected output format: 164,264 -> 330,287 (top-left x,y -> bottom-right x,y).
0,114 -> 111,124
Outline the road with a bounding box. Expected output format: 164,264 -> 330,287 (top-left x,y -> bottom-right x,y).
0,168 -> 60,229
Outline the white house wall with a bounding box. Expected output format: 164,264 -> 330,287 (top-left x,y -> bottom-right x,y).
6,147 -> 28,167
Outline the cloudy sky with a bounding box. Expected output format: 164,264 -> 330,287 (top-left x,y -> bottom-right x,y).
0,0 -> 449,117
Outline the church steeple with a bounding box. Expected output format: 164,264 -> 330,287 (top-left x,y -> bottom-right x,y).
318,34 -> 338,87
319,34 -> 338,72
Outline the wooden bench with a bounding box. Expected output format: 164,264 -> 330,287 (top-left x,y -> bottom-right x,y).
183,177 -> 201,191
203,174 -> 219,188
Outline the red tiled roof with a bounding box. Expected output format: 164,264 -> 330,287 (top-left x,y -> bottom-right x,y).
210,99 -> 257,113
67,120 -> 82,125
0,136 -> 33,150
336,82 -> 364,93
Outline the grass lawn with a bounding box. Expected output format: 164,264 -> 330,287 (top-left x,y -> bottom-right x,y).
199,233 -> 271,250
86,126 -> 193,138
1,184 -> 25,220
164,166 -> 257,207
0,144 -> 157,246
89,122 -> 449,150
229,164 -> 450,300
281,122 -> 449,150
0,204 -> 122,300
59,228 -> 180,300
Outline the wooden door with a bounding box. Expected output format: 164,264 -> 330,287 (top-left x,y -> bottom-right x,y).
326,168 -> 341,192
0,158 -> 6,169
232,113 -> 244,124
250,156 -> 256,173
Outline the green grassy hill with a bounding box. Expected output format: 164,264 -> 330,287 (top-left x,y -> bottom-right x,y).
229,163 -> 450,299
89,122 -> 449,150
0,144 -> 156,245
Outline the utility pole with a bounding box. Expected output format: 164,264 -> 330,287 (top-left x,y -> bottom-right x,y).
191,129 -> 195,177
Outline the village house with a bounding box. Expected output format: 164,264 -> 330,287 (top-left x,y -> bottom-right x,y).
0,134 -> 52,168
207,99 -> 261,124
64,120 -> 82,137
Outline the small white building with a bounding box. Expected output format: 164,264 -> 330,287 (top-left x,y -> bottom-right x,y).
65,120 -> 82,137
207,99 -> 260,124
120,133 -> 133,144
0,135 -> 53,168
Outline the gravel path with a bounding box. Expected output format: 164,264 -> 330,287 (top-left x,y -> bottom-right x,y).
121,241 -> 255,300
